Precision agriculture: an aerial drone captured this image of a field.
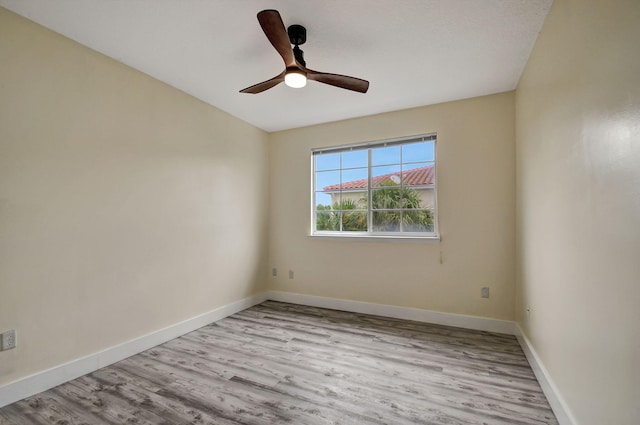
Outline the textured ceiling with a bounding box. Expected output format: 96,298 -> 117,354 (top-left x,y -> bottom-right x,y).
0,0 -> 553,132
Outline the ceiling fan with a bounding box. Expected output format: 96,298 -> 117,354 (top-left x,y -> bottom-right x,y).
240,9 -> 369,94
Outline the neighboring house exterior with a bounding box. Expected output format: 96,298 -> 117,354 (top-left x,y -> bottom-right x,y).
322,165 -> 435,208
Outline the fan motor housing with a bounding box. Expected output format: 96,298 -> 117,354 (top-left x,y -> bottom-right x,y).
287,24 -> 306,46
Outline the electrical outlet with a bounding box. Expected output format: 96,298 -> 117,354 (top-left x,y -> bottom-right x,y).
288,270 -> 294,279
272,268 -> 277,277
1,330 -> 16,351
481,287 -> 490,298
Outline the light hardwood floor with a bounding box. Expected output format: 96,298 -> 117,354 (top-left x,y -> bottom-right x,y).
0,301 -> 558,424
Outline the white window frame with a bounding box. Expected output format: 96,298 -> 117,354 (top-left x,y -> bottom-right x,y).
311,134 -> 439,239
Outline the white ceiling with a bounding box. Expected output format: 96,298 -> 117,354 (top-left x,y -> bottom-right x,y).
0,0 -> 552,132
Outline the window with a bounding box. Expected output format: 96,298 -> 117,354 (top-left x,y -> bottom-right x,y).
312,134 -> 437,238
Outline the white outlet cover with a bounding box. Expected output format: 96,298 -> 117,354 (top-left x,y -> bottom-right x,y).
1,330 -> 16,350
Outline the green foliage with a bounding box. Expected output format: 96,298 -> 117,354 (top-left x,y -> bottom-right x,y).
341,200 -> 367,231
316,204 -> 340,231
367,184 -> 433,232
316,198 -> 366,231
316,183 -> 433,232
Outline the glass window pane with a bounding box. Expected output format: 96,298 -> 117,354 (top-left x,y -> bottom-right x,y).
342,211 -> 367,231
371,187 -> 402,210
401,162 -> 435,187
372,145 -> 400,166
341,149 -> 368,169
315,153 -> 340,171
315,191 -> 335,209
316,211 -> 339,231
402,209 -> 435,232
336,193 -> 363,210
337,167 -> 367,210
372,210 -> 401,232
372,165 -> 401,188
412,187 -> 435,209
402,141 -> 435,163
315,170 -> 340,191
341,167 -> 367,187
400,187 -> 431,209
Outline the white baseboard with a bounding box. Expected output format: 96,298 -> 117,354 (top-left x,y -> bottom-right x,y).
266,290 -> 517,335
514,324 -> 577,425
0,292 -> 267,408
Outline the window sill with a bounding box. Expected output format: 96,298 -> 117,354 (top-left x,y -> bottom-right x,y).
309,233 -> 441,242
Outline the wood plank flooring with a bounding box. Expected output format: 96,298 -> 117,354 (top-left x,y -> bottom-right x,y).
0,301 -> 558,424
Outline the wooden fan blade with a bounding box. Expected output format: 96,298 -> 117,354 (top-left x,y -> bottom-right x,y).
304,68 -> 369,93
257,10 -> 296,67
239,72 -> 285,94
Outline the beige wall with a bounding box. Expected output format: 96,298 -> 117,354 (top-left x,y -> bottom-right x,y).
269,92 -> 516,320
515,0 -> 640,423
0,8 -> 269,385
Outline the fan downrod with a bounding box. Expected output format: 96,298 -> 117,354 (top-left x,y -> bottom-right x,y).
287,24 -> 307,66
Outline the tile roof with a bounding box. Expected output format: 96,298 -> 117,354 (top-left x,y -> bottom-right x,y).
323,165 -> 434,191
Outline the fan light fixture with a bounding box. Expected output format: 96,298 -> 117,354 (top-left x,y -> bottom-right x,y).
284,70 -> 307,88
